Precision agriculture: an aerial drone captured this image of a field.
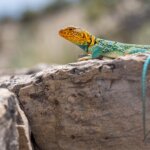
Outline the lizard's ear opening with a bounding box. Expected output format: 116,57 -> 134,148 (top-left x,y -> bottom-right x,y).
82,32 -> 91,43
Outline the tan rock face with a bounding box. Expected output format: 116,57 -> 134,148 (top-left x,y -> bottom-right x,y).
0,56 -> 150,150
0,89 -> 32,150
16,98 -> 32,150
0,89 -> 18,150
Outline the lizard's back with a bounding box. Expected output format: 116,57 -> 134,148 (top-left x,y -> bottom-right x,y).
94,39 -> 150,58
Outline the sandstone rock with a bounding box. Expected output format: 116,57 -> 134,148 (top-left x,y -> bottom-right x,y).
0,55 -> 150,150
0,88 -> 32,150
16,99 -> 32,150
0,88 -> 18,150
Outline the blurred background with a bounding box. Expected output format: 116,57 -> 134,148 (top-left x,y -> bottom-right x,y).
0,0 -> 150,68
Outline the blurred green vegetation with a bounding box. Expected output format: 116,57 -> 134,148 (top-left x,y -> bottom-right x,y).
81,0 -> 119,21
21,0 -> 71,23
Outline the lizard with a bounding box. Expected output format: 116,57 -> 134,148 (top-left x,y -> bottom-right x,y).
59,26 -> 150,140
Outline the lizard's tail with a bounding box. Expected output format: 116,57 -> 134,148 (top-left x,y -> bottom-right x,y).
142,55 -> 150,141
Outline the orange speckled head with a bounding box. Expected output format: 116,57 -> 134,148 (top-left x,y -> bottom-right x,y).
59,26 -> 95,46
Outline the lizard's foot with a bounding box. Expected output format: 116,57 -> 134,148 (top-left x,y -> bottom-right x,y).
78,55 -> 92,61
78,54 -> 88,58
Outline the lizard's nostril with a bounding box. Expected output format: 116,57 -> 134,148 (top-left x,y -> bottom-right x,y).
58,30 -> 63,35
59,29 -> 66,36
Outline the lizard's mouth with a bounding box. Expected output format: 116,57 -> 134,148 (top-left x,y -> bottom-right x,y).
59,29 -> 71,40
58,29 -> 76,42
58,29 -> 64,37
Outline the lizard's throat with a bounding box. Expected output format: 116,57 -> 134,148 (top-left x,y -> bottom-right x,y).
78,45 -> 88,52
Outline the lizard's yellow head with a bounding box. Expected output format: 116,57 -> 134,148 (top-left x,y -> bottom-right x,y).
59,26 -> 96,47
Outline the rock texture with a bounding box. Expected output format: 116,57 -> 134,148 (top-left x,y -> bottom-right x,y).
16,98 -> 32,150
0,88 -> 32,150
0,55 -> 150,150
0,89 -> 18,150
